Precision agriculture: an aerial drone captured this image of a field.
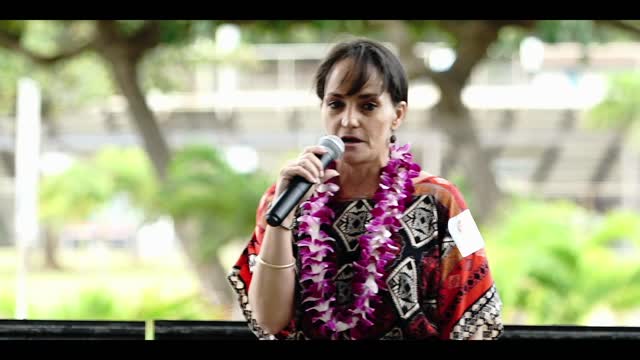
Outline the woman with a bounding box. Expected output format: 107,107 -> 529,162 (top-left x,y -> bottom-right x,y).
227,38 -> 503,340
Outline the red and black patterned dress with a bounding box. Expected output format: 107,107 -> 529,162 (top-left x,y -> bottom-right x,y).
227,175 -> 504,340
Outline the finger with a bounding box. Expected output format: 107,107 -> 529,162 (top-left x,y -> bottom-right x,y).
303,145 -> 329,156
321,169 -> 340,183
298,155 -> 320,180
300,153 -> 324,178
279,160 -> 299,179
284,165 -> 319,184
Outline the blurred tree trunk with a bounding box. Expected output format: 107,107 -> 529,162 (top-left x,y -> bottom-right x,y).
530,110 -> 576,185
430,87 -> 501,224
175,220 -> 234,308
389,20 -> 536,223
93,20 -> 169,181
93,21 -> 234,308
0,151 -> 14,177
425,22 -> 506,223
43,226 -> 62,270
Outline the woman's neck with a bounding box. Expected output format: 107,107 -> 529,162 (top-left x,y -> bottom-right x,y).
335,159 -> 387,200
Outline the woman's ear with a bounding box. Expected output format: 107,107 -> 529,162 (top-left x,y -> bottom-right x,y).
392,101 -> 407,130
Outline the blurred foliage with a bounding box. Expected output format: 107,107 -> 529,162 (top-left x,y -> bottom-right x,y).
19,21 -> 93,55
240,20 -> 380,43
39,147 -> 157,229
39,160 -> 114,228
0,48 -> 27,114
140,46 -> 195,94
140,38 -> 261,95
536,20 -> 639,44
0,49 -> 114,117
49,288 -> 219,320
2,19 -> 638,116
39,144 -> 269,264
0,256 -> 224,320
0,242 -> 223,320
0,293 -> 12,317
587,71 -> 640,139
536,20 -> 596,45
0,21 -> 169,115
0,287 -> 222,321
484,197 -> 640,325
488,20 -> 637,63
0,22 -> 113,116
158,144 -> 269,260
239,20 -> 634,47
92,147 -> 158,213
0,20 -> 263,115
447,171 -> 472,211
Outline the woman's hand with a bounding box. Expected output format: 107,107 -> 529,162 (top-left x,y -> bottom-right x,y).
275,145 -> 340,203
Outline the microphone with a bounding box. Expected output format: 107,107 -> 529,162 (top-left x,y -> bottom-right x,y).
265,135 -> 345,227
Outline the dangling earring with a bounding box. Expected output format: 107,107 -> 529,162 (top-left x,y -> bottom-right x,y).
390,129 -> 397,144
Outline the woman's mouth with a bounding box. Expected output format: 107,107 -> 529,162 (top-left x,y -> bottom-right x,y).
341,136 -> 364,146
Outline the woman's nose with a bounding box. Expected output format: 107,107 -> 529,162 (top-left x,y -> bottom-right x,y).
341,107 -> 359,127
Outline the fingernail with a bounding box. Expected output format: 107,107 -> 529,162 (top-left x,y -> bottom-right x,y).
321,171 -> 324,177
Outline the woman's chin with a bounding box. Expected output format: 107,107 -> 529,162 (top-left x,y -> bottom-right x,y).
340,152 -> 369,166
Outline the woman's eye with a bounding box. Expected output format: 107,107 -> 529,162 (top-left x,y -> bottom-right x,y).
362,103 -> 377,111
328,101 -> 343,109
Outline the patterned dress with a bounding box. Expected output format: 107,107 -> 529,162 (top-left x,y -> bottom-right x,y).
227,175 -> 503,340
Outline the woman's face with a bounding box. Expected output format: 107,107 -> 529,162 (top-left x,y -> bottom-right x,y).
322,59 -> 406,167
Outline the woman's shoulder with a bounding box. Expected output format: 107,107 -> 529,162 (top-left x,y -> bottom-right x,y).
412,171 -> 468,210
411,170 -> 455,191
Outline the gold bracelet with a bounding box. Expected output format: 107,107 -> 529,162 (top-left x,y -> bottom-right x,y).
256,255 -> 296,270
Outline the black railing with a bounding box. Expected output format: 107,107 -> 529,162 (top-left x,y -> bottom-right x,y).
1,320 -> 640,340
0,320 -> 146,340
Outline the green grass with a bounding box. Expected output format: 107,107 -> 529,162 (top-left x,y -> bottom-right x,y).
0,247 -> 225,320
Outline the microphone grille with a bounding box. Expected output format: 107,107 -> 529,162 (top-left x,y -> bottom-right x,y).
319,135 -> 345,159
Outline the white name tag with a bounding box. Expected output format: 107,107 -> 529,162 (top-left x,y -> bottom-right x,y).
448,209 -> 485,257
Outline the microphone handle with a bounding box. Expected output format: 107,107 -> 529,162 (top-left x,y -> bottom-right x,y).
265,152 -> 335,227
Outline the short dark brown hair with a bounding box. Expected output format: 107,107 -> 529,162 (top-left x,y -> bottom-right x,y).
314,38 -> 408,105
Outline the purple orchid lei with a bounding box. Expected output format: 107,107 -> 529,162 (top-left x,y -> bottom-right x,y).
295,143 -> 421,340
